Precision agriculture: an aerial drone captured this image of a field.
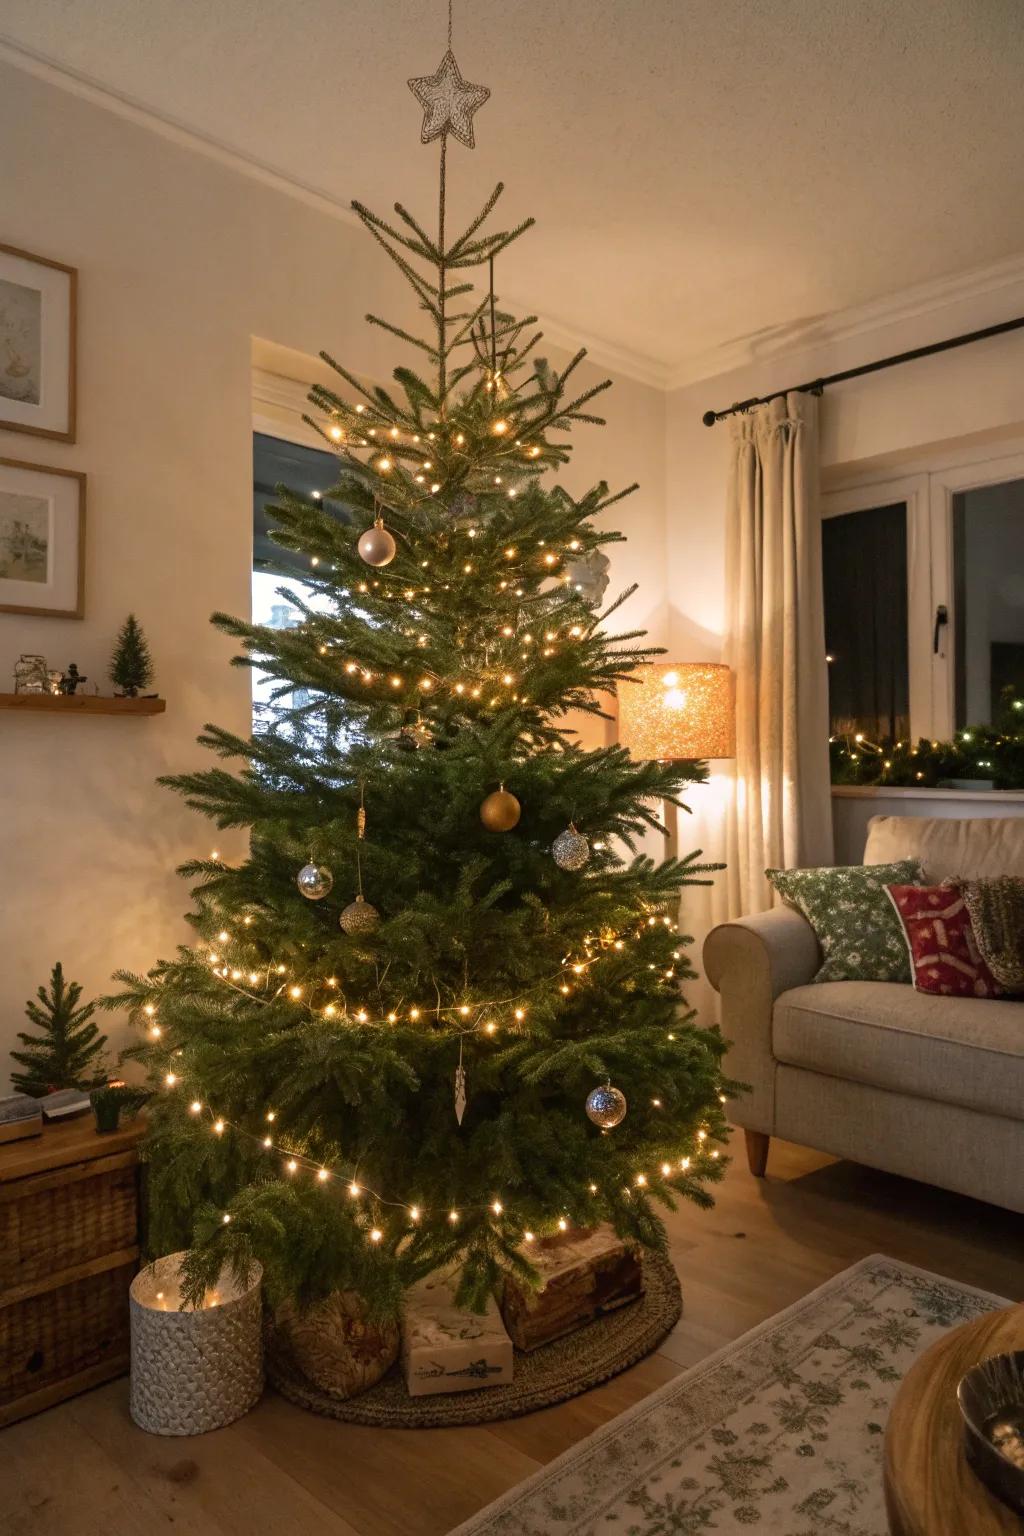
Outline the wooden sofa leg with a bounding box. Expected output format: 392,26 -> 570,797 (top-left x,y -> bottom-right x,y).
744,1129 -> 770,1177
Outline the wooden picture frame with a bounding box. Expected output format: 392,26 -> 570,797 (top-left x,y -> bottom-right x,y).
0,457 -> 85,618
0,243 -> 77,443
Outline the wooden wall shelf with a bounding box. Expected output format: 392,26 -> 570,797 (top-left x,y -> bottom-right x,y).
0,693 -> 165,716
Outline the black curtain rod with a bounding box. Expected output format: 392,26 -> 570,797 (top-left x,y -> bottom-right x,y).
701,313 -> 1024,427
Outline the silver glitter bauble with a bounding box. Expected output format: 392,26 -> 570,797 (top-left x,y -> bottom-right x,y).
585,1084 -> 627,1130
296,862 -> 333,901
357,524 -> 397,568
339,895 -> 380,935
552,826 -> 589,872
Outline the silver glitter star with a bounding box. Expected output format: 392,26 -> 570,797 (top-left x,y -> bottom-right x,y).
408,49 -> 490,149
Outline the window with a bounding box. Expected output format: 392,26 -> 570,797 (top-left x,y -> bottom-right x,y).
823,449 -> 1024,750
252,432 -> 351,730
823,502 -> 909,741
953,479 -> 1024,729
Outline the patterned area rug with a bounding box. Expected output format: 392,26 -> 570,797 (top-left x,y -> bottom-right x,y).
452,1255 -> 1008,1536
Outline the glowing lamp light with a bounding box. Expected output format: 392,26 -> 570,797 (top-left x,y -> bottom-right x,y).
618,663 -> 735,761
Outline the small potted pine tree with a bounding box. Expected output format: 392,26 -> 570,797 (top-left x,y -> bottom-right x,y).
109,614 -> 154,698
11,962 -> 108,1098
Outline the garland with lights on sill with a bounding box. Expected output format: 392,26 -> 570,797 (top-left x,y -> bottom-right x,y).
103,10 -> 736,1321
830,687 -> 1024,789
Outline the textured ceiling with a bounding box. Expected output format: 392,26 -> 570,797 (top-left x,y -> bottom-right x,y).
4,0 -> 1024,381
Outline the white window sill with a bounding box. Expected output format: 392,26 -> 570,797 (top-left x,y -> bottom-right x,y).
831,785 -> 1024,804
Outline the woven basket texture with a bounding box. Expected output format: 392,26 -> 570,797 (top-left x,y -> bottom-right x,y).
1,1262 -> 135,1405
267,1249 -> 681,1428
0,1161 -> 137,1292
129,1252 -> 264,1436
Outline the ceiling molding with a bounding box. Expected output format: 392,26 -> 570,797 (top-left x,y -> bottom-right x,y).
0,34 -> 669,391
5,33 -> 1021,399
666,251 -> 1024,393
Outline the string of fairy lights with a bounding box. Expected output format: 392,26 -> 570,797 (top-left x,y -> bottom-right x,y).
314,376 -> 567,509
145,900 -> 726,1239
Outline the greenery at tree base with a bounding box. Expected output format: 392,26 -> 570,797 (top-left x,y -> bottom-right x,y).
12,963 -> 108,1097
109,613 -> 154,697
108,157 -> 736,1316
831,688 -> 1024,789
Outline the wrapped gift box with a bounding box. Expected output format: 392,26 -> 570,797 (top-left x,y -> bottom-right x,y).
500,1224 -> 644,1351
401,1271 -> 513,1397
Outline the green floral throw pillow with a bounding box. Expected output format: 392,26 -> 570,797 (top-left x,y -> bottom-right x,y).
767,860 -> 923,983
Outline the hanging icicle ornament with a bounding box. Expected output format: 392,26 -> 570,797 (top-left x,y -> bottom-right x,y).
296,862 -> 334,900
552,824 -> 590,871
357,510 -> 397,568
340,783 -> 380,934
454,1037 -> 467,1125
480,784 -> 521,832
585,1082 -> 627,1130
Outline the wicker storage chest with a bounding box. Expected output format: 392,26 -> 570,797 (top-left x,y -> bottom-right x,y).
0,1117 -> 144,1427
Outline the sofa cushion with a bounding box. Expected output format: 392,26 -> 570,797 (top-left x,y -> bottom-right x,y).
773,980 -> 1024,1121
864,814 -> 1024,881
766,861 -> 922,983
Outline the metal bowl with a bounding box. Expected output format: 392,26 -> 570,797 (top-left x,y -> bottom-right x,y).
958,1350 -> 1024,1516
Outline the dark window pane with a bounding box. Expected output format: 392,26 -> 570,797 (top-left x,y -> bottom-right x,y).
823,502 -> 909,741
954,479 -> 1024,729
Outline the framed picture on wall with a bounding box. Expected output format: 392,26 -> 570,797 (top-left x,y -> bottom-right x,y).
0,457 -> 85,618
0,243 -> 77,442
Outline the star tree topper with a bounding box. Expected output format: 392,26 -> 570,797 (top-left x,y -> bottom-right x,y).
408,49 -> 490,148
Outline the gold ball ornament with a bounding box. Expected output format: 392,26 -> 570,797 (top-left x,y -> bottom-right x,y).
357,518 -> 397,568
480,785 -> 521,832
339,895 -> 381,935
585,1083 -> 627,1129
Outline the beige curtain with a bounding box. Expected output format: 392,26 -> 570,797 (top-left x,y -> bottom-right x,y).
724,391 -> 833,916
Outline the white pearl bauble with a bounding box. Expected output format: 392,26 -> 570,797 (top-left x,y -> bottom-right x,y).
357,525 -> 397,567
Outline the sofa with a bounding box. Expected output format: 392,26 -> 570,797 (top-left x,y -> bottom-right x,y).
703,815 -> 1024,1215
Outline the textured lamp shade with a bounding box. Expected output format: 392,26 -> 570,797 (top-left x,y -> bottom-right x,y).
619,663 -> 735,761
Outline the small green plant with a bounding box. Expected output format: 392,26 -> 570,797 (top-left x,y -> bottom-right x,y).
109,613 -> 154,697
11,963 -> 108,1097
91,1083 -> 150,1133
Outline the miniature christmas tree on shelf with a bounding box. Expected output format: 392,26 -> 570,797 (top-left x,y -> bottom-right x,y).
108,30 -> 735,1316
12,963 -> 107,1097
109,613 -> 154,697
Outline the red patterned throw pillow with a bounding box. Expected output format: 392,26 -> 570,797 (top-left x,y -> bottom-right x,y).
885,883 -> 1002,998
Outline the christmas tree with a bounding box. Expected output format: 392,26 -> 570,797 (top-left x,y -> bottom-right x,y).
12,963 -> 108,1097
109,41 -> 734,1314
109,613 -> 154,697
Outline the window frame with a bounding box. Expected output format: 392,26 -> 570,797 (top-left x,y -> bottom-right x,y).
823,444 -> 1024,743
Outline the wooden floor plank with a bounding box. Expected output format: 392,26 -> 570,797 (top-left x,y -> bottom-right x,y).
2,1139 -> 1022,1536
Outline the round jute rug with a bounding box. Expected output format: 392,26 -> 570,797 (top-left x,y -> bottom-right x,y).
265,1251 -> 681,1428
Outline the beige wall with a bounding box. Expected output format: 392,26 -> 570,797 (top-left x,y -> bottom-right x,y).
0,61 -> 666,1081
